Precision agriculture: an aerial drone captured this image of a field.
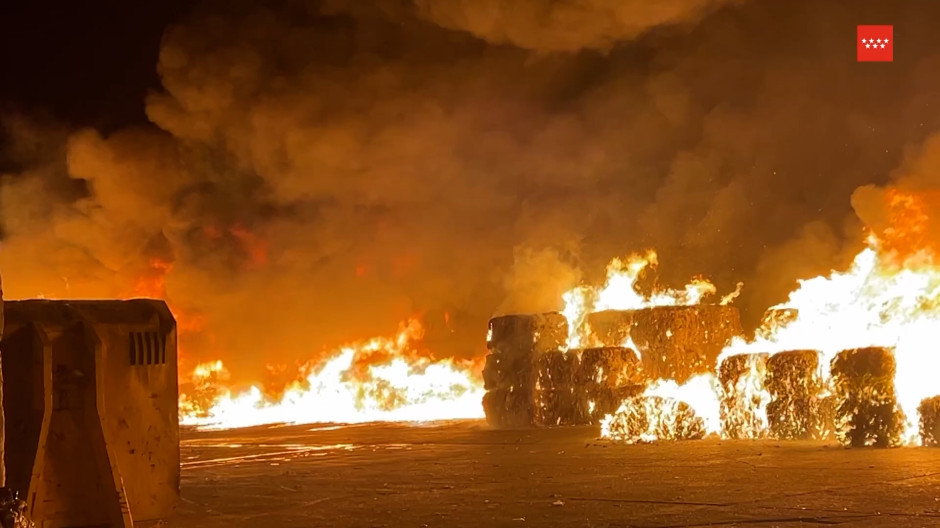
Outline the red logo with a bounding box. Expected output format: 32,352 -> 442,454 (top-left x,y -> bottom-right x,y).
857,25 -> 893,62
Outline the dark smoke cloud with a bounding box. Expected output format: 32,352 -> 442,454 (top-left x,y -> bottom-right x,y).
409,0 -> 744,52
3,0 -> 940,382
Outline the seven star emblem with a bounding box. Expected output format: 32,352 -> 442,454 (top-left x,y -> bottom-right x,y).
857,25 -> 892,62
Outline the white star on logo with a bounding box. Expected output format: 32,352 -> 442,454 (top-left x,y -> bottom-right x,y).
861,38 -> 867,43
884,38 -> 889,44
866,43 -> 871,48
880,43 -> 885,49
876,38 -> 882,43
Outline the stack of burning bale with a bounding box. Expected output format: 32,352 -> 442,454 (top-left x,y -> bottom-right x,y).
482,313 -> 569,427
483,305 -> 744,430
483,305 -> 937,448
718,346 -> 923,447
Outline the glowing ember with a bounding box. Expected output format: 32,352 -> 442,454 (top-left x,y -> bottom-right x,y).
644,374 -> 722,434
179,319 -> 485,430
600,374 -> 721,443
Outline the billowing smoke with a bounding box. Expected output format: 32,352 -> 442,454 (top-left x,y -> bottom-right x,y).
409,0 -> 743,52
852,132 -> 940,257
3,0 -> 940,383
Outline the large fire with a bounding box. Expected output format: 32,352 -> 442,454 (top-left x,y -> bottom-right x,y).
23,186 -> 933,439
600,189 -> 940,445
179,319 -> 485,429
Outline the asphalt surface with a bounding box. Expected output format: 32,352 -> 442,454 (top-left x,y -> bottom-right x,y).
166,420 -> 940,527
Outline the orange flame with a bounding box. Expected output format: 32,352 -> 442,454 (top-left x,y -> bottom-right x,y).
132,257 -> 173,298
179,319 -> 485,429
716,189 -> 940,444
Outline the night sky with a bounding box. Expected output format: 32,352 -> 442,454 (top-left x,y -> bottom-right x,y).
1,0 -> 939,381
0,1 -> 192,129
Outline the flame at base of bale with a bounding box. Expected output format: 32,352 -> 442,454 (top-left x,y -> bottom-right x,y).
586,384 -> 646,424
765,350 -> 833,440
718,353 -> 770,439
918,396 -> 940,447
831,347 -> 905,448
599,374 -> 721,443
601,396 -> 706,444
575,346 -> 644,423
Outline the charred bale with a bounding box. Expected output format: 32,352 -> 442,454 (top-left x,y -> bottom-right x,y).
718,353 -> 770,439
630,305 -> 743,383
483,388 -> 536,428
602,395 -> 706,444
567,346 -> 644,425
487,313 -> 568,356
533,351 -> 586,426
765,350 -> 831,440
536,351 -> 579,391
830,347 -> 904,447
576,347 -> 642,388
484,313 -> 568,428
585,384 -> 645,424
536,388 -> 589,426
919,396 -> 940,447
483,353 -> 538,391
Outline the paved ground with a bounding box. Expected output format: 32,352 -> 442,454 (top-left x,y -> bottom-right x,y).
166,420 -> 940,527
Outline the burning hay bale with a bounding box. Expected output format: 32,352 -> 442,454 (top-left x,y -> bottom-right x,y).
536,350 -> 579,391
576,347 -> 642,387
718,353 -> 769,439
534,351 -> 588,426
765,350 -> 831,440
536,388 -> 588,426
585,310 -> 635,348
483,313 -> 568,428
587,384 -> 645,423
919,397 -> 940,447
571,347 -> 644,424
601,395 -> 706,444
630,306 -> 743,383
487,313 -> 568,355
587,306 -> 742,384
830,347 -> 904,447
483,352 -> 537,391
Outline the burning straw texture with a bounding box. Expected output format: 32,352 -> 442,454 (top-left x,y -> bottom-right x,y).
718,353 -> 770,439
765,350 -> 832,440
830,347 -> 904,448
